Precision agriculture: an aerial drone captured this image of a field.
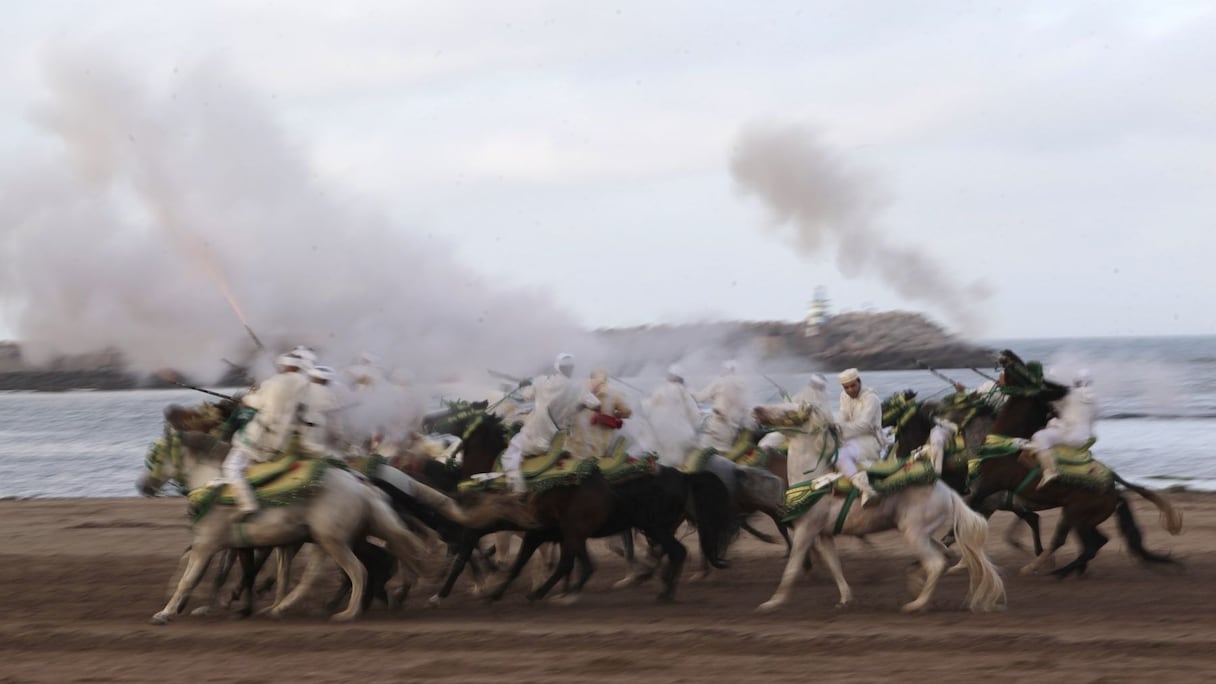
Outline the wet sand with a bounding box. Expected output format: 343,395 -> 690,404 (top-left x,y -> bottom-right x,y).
0,492 -> 1211,683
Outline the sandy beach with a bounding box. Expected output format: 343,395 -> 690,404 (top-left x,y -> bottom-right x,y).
0,492 -> 1212,683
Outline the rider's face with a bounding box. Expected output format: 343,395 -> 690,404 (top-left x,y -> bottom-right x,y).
842,379 -> 862,398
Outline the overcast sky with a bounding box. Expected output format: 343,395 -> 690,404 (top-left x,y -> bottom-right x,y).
1,0 -> 1213,342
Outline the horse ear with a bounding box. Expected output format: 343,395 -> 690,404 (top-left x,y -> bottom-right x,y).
177,430 -> 215,453
918,401 -> 939,421
473,400 -> 489,410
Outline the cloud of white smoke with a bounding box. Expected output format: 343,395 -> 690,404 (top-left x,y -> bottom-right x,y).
0,51 -> 603,391
729,122 -> 992,336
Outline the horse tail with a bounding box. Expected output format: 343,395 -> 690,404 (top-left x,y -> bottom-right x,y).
1112,472 -> 1184,536
946,487 -> 1006,612
740,517 -> 779,544
374,465 -> 536,530
364,489 -> 443,582
1114,494 -> 1181,568
687,471 -> 734,570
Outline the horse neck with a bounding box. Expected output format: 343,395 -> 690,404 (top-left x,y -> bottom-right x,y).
178,446 -> 222,490
787,410 -> 836,482
896,416 -> 932,459
991,396 -> 1050,439
460,424 -> 507,478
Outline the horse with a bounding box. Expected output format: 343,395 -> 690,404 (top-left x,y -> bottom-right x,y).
422,402 -> 734,604
138,430 -> 438,623
881,390 -> 1045,556
752,401 -> 1006,613
964,350 -> 1182,577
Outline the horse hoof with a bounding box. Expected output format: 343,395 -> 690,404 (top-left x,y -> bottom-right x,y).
550,594 -> 580,606
756,600 -> 782,613
901,602 -> 928,614
426,594 -> 441,609
149,612 -> 171,626
329,610 -> 359,623
467,585 -> 483,598
189,606 -> 211,617
612,576 -> 638,590
687,572 -> 706,583
835,600 -> 851,609
946,561 -> 967,575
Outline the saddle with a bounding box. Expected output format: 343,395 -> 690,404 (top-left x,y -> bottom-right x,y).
972,435 -> 1113,493
187,444 -> 330,522
778,457 -> 938,523
595,438 -> 659,484
459,433 -> 597,493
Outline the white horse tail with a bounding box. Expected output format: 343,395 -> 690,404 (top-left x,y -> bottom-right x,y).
947,488 -> 1006,612
374,464 -> 535,529
365,490 -> 442,583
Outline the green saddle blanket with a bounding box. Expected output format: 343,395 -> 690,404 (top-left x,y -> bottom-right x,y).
595,439 -> 659,483
778,458 -> 938,523
186,450 -> 330,522
460,433 -> 597,493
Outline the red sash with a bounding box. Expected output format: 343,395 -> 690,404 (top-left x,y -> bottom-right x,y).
590,413 -> 624,429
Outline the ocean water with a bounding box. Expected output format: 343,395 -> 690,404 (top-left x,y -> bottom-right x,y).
1,335 -> 1212,498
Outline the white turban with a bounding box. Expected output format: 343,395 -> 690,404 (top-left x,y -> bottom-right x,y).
666,364 -> 685,380
290,346 -> 317,364
554,353 -> 575,372
1074,368 -> 1093,388
276,353 -> 302,370
808,373 -> 827,390
308,365 -> 334,382
722,360 -> 738,374
838,368 -> 860,385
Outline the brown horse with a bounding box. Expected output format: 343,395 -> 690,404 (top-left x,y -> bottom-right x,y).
422,402 -> 732,604
882,390 -> 1045,556
965,350 -> 1182,577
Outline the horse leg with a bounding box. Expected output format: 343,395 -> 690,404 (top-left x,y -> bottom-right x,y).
429,534 -> 481,607
527,538 -> 581,603
152,542 -> 219,624
655,530 -> 688,603
757,512 -> 820,612
771,514 -> 793,555
1022,516 -> 1069,575
1006,508 -> 1044,556
271,545 -> 300,608
901,525 -> 949,613
1053,525 -> 1108,579
317,537 -> 369,622
267,545 -> 330,618
813,535 -> 853,607
487,533 -> 544,602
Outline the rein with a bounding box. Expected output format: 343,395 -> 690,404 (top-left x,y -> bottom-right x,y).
145,431 -> 188,493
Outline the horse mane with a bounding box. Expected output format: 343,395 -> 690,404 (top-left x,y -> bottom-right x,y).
177,430 -> 228,460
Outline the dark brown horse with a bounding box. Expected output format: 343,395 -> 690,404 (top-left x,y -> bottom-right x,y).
882,390 -> 1044,555
422,402 -> 733,604
965,350 -> 1182,577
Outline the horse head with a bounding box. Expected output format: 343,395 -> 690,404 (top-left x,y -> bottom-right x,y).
137,429 -> 227,497
138,430 -> 186,496
881,390 -> 919,428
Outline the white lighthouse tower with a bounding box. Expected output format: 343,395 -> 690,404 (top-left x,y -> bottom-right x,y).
804,286 -> 831,336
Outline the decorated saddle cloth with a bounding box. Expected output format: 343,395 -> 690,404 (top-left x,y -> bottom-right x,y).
681,430 -> 765,472
187,442 -> 330,521
595,438 -> 659,484
779,457 -> 938,523
459,433 -> 595,493
970,435 -> 1112,491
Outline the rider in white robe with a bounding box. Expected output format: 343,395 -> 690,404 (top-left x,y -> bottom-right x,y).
1029,369 -> 1098,487
693,360 -> 750,451
300,365 -> 340,455
501,353 -> 601,493
757,374 -> 830,451
222,354 -> 310,515
834,368 -> 884,505
640,365 -> 703,467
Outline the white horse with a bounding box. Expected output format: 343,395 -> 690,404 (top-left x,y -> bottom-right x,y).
752,402 -> 1006,613
138,430 -> 440,624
